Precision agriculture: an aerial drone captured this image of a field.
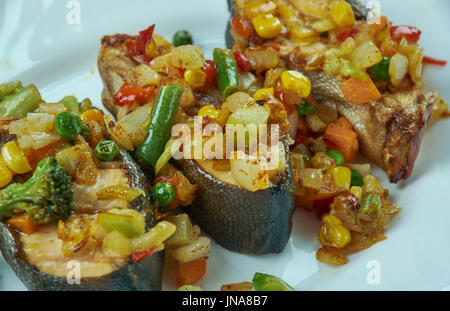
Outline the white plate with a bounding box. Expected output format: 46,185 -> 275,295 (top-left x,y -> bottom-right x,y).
1,0 -> 449,291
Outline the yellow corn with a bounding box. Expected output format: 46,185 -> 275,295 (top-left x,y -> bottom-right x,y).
252,14 -> 283,39
198,105 -> 220,119
184,68 -> 206,88
330,166 -> 352,190
81,108 -> 104,125
322,214 -> 341,225
244,0 -> 277,19
290,26 -> 318,44
319,214 -> 351,248
0,158 -> 13,189
281,70 -> 311,97
350,186 -> 362,202
1,141 -> 32,174
277,2 -> 297,20
216,109 -> 231,127
253,88 -> 274,101
331,1 -> 355,28
362,174 -> 384,195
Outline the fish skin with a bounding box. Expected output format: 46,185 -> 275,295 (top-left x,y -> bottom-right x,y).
98,33 -> 296,255
229,0 -> 438,183
0,143 -> 163,290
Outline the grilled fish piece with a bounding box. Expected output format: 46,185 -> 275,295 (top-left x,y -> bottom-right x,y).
0,135 -> 163,290
228,0 -> 440,183
98,33 -> 295,255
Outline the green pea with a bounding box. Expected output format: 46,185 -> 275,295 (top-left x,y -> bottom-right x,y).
95,140 -> 119,162
54,111 -> 82,140
80,122 -> 91,137
369,57 -> 390,81
151,182 -> 176,207
296,99 -> 314,116
350,171 -> 363,187
173,30 -> 193,47
326,150 -> 345,166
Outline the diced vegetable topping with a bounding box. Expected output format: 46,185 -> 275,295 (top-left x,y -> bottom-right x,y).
390,25 -> 421,43
151,182 -> 176,208
423,56 -> 447,66
326,150 -> 345,166
1,141 -> 32,174
350,171 -> 363,187
0,85 -> 43,118
369,57 -> 391,81
54,111 -> 83,141
98,208 -> 146,238
296,99 -> 314,116
113,83 -> 156,107
234,51 -> 251,72
331,1 -> 355,28
318,214 -> 351,248
94,140 -> 119,162
135,85 -> 183,168
252,273 -> 294,291
173,30 -> 193,47
252,14 -> 282,39
356,193 -> 382,227
213,48 -> 240,97
0,158 -> 13,189
184,69 -> 207,88
281,71 -> 311,98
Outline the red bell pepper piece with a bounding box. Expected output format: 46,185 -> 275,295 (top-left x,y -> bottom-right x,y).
390,25 -> 421,43
113,83 -> 156,107
337,28 -> 359,41
131,246 -> 161,263
231,16 -> 253,39
125,24 -> 156,63
233,51 -> 251,72
275,89 -> 296,114
423,56 -> 447,67
202,60 -> 217,86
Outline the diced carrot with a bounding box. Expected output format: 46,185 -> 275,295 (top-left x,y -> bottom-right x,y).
339,75 -> 382,104
7,214 -> 40,234
177,258 -> 207,287
335,116 -> 353,130
324,123 -> 359,163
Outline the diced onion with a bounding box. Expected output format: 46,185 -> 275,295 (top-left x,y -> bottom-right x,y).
170,236 -> 211,263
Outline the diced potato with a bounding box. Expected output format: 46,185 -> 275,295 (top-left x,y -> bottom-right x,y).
389,53 -> 409,87
132,64 -> 161,87
227,104 -> 270,126
312,19 -> 336,33
222,92 -> 254,112
298,168 -> 323,190
170,236 -> 211,263
230,154 -> 270,192
103,230 -> 132,256
316,247 -> 348,265
244,46 -> 280,71
306,114 -> 327,132
350,41 -> 383,69
346,163 -> 372,176
171,46 -> 205,70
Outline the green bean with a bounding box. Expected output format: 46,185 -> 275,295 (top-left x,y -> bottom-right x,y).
213,48 -> 240,98
135,85 -> 183,168
59,96 -> 79,114
0,81 -> 22,102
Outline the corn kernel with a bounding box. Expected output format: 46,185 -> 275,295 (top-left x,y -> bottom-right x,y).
216,109 -> 231,126
330,166 -> 352,190
198,105 -> 220,119
0,158 -> 13,189
81,108 -> 104,125
281,70 -> 311,97
318,222 -> 351,248
350,186 -> 362,202
252,14 -> 283,39
362,175 -> 384,195
331,1 -> 355,28
290,25 -> 318,43
184,69 -> 207,88
277,2 -> 297,20
244,0 -> 278,19
1,141 -> 32,174
253,88 -> 274,101
322,214 -> 341,225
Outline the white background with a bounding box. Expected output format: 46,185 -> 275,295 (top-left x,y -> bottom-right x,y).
0,0 -> 449,290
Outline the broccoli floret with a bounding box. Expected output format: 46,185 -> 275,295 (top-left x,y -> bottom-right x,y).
0,157 -> 73,225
